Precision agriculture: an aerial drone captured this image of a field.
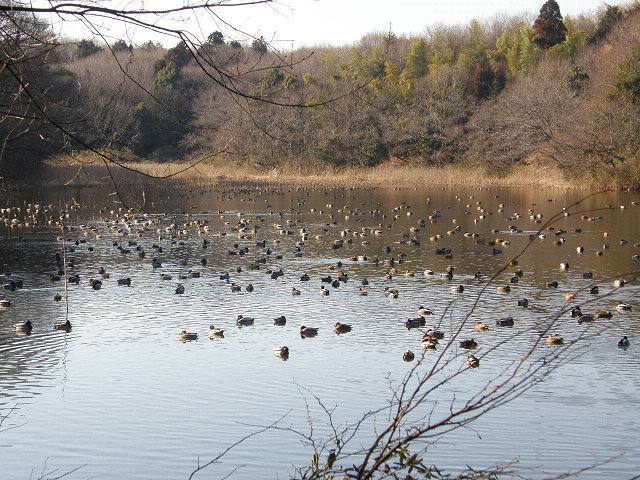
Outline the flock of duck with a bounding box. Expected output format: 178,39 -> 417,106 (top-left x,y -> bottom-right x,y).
1,188 -> 637,367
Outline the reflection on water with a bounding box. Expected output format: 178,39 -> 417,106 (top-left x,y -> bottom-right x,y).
0,185 -> 639,479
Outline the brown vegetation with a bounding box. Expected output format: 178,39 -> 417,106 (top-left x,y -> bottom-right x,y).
2,2 -> 640,188
43,155 -> 578,190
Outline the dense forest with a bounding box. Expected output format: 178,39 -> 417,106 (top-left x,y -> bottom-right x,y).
2,0 -> 640,185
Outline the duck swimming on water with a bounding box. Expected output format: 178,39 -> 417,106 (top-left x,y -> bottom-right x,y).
273,346 -> 289,359
208,326 -> 225,338
496,317 -> 514,327
300,326 -> 319,337
54,319 -> 72,332
422,338 -> 438,350
546,335 -> 563,345
334,322 -> 352,334
236,315 -> 255,326
475,322 -> 489,332
424,328 -> 444,339
617,336 -> 630,348
14,320 -> 33,333
466,355 -> 480,368
616,303 -> 632,313
576,313 -> 594,324
180,330 -> 198,341
403,350 -> 415,361
405,317 -> 425,329
460,338 -> 477,349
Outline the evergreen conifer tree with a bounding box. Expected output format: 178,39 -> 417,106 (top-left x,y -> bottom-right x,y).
532,0 -> 567,50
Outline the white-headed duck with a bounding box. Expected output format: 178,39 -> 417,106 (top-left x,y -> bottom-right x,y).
208,326 -> 225,338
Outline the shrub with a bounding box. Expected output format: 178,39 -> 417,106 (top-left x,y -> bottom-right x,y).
608,43 -> 640,103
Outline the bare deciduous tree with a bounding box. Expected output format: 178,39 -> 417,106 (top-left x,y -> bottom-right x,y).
0,1 -> 377,205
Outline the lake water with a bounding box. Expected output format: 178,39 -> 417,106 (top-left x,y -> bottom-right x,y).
0,184 -> 638,479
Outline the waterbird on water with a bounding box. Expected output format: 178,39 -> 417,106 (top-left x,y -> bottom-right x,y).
546,335 -> 564,345
236,315 -> 255,326
422,338 -> 438,350
405,317 -> 425,329
208,326 -> 224,338
475,322 -> 489,332
616,303 -> 632,313
466,355 -> 480,368
273,346 -> 289,359
334,322 -> 352,334
460,339 -> 477,349
496,317 -> 514,327
15,320 -> 33,333
617,336 -> 630,348
576,314 -> 594,324
300,326 -> 319,337
54,320 -> 72,332
424,329 -> 444,339
180,330 -> 197,341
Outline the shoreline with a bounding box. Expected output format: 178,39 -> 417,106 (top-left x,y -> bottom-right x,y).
30,159 -> 597,190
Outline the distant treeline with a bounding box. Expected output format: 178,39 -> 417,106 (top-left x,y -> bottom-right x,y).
2,1 -> 640,185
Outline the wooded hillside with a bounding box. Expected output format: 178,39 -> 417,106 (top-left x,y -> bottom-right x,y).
2,1 -> 640,186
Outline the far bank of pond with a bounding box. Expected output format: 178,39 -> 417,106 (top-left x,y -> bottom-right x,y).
25,158 -> 603,191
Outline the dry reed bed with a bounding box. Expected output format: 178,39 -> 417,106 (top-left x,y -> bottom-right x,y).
42,159 -> 579,190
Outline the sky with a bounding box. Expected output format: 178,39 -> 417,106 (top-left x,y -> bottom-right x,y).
55,0 -> 609,48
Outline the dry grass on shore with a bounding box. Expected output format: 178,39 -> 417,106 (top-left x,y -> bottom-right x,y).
42,156 -> 581,190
